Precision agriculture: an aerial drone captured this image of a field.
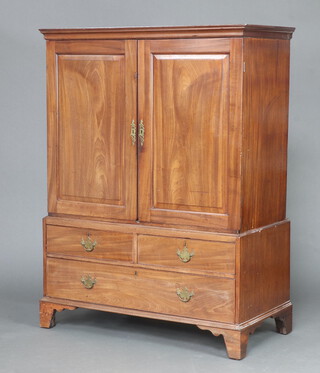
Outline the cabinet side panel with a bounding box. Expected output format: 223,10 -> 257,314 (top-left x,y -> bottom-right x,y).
47,41 -> 58,213
43,217 -> 48,296
238,222 -> 290,323
241,38 -> 290,231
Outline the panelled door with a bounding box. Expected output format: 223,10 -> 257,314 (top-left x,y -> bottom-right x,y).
47,40 -> 138,221
138,39 -> 243,231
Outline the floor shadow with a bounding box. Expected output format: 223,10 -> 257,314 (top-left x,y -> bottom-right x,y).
54,307 -> 284,358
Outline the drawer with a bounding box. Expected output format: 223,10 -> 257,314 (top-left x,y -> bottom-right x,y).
138,235 -> 235,274
46,225 -> 133,262
46,258 -> 235,323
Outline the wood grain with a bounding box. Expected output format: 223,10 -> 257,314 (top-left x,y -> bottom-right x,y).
222,330 -> 249,360
237,221 -> 290,323
58,54 -> 124,204
41,26 -> 294,360
43,217 -> 48,295
46,41 -> 57,214
47,40 -> 137,221
55,40 -> 125,54
39,25 -> 295,41
227,39 -> 243,231
197,302 -> 292,359
241,38 -> 290,231
46,258 -> 235,323
138,38 -> 242,231
39,301 -> 76,328
47,225 -> 133,262
40,296 -> 292,332
153,54 -> 229,213
39,295 -> 290,359
273,303 -> 293,335
138,235 -> 235,274
44,216 -> 237,242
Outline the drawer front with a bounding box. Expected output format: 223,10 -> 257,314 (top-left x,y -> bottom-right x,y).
46,258 -> 235,323
47,225 -> 133,262
138,235 -> 235,274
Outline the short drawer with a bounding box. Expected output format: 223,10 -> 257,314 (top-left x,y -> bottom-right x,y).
46,258 -> 235,323
138,235 -> 235,274
46,225 -> 133,262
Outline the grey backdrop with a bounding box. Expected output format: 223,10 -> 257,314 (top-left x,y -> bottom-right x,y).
1,0 -> 319,372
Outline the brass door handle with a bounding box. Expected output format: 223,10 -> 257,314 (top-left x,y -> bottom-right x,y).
81,234 -> 97,252
81,275 -> 96,289
130,119 -> 136,145
177,242 -> 194,263
176,287 -> 194,302
138,120 -> 144,147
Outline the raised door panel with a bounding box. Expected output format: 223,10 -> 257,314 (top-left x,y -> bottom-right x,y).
58,55 -> 123,205
138,39 -> 243,231
47,40 -> 137,220
153,54 -> 228,213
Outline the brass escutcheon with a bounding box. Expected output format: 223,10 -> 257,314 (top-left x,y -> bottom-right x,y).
130,119 -> 136,145
138,120 -> 145,147
176,287 -> 194,302
81,234 -> 97,252
81,275 -> 96,289
177,242 -> 194,263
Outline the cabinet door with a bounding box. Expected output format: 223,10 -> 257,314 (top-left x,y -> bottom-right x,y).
47,40 -> 137,221
138,39 -> 242,231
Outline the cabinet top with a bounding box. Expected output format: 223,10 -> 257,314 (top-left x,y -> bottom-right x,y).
39,24 -> 295,41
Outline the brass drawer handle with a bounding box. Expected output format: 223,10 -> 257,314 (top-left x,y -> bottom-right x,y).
81,234 -> 97,252
176,287 -> 194,302
177,242 -> 194,263
81,275 -> 96,289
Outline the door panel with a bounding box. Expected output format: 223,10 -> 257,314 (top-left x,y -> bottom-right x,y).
58,55 -> 124,204
138,39 -> 242,231
47,40 -> 137,220
153,54 -> 228,213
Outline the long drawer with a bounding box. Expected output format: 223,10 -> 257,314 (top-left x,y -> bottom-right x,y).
46,225 -> 133,262
46,258 -> 235,323
138,235 -> 235,274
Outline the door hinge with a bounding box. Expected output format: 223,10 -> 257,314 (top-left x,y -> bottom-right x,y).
134,72 -> 138,79
243,62 -> 246,73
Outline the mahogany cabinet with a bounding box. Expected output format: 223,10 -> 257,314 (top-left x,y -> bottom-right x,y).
39,25 -> 294,359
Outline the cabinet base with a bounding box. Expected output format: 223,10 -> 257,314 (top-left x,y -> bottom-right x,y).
197,302 -> 292,360
39,297 -> 292,359
39,301 -> 77,328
